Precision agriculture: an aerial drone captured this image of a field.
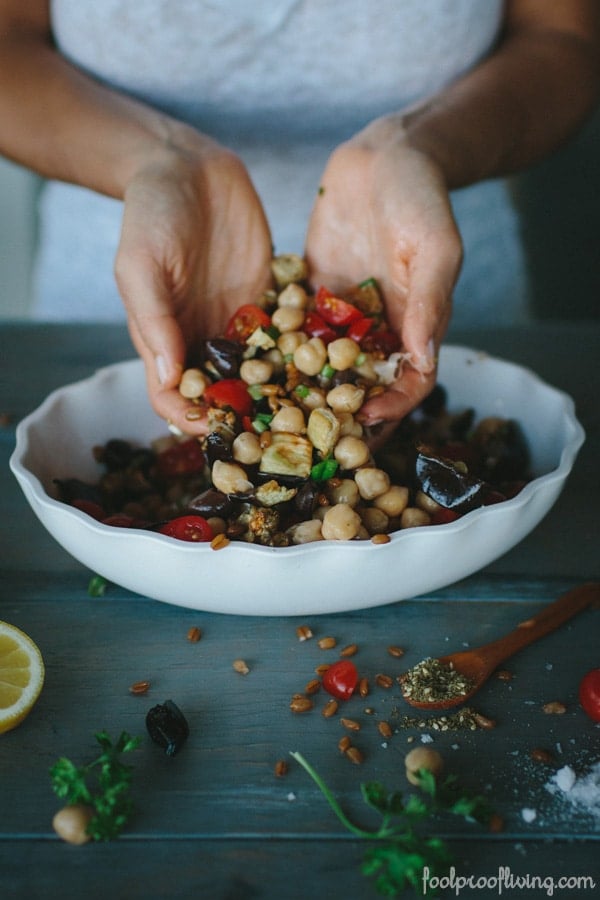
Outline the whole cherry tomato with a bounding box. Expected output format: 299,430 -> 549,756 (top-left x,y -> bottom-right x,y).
322,659 -> 359,701
225,304 -> 272,342
203,379 -> 253,418
579,668 -> 600,722
157,438 -> 205,477
158,515 -> 214,543
315,286 -> 363,327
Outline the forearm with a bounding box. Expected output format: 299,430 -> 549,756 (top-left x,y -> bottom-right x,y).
401,12 -> 600,189
0,29 -> 205,198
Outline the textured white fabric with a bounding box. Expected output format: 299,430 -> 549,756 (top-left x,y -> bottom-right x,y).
33,0 -> 530,327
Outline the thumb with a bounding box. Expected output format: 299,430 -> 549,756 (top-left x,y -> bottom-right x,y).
116,256 -> 186,391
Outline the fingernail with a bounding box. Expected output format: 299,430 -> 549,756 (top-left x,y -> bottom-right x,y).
155,355 -> 168,385
415,339 -> 436,373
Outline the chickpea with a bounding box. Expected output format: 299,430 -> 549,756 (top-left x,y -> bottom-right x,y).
373,485 -> 410,517
321,503 -> 362,540
297,385 -> 327,411
270,406 -> 306,434
232,431 -> 262,465
287,518 -> 324,544
239,358 -> 274,385
262,347 -> 285,373
336,412 -> 363,437
359,506 -> 389,535
277,282 -> 308,309
52,804 -> 94,845
271,252 -> 307,288
353,353 -> 378,382
354,467 -> 390,500
333,435 -> 370,470
405,747 -> 444,786
415,490 -> 443,514
178,368 -> 209,399
326,383 -> 365,414
211,460 -> 254,494
327,478 -> 360,507
271,306 -> 306,333
293,337 -> 328,376
277,331 -> 307,356
400,507 -> 432,529
206,516 -> 227,535
327,337 -> 360,371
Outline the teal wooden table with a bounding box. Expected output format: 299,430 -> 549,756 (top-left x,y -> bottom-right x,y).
1,323 -> 599,900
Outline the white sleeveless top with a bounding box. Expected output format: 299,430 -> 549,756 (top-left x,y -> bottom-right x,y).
33,0 -> 530,327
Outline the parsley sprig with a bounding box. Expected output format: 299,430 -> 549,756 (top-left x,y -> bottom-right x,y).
291,751 -> 494,897
50,731 -> 141,841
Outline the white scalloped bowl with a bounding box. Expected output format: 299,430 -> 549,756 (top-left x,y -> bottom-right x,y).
10,347 -> 584,615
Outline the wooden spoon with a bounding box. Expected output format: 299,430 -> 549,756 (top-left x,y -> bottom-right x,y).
400,582 -> 600,710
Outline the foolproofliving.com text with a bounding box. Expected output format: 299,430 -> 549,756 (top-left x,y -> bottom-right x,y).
422,866 -> 596,897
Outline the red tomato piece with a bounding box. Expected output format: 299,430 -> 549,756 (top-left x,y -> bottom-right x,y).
322,659 -> 359,701
362,327 -> 401,356
430,508 -> 461,526
101,513 -> 137,528
302,311 -> 337,344
158,515 -> 214,543
225,304 -> 271,343
157,439 -> 205,477
203,379 -> 253,418
345,316 -> 375,345
579,668 -> 600,722
71,499 -> 106,521
315,286 -> 363,327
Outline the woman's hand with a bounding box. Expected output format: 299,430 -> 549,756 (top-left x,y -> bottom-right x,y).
305,115 -> 463,427
115,136 -> 273,434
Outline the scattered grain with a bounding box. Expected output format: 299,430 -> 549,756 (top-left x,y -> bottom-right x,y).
340,643 -> 358,657
187,626 -> 202,643
129,680 -> 150,695
340,717 -> 361,732
542,700 -> 567,715
345,746 -> 364,765
275,759 -> 289,777
322,699 -> 339,718
290,696 -> 313,713
358,677 -> 369,698
378,721 -> 393,739
530,747 -> 555,764
375,673 -> 393,689
338,735 -> 352,753
296,625 -> 313,642
210,532 -> 230,550
387,646 -> 405,658
318,636 -> 337,650
232,659 -> 250,675
304,678 -> 321,695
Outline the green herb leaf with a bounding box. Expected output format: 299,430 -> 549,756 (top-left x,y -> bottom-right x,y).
50,731 -> 141,841
310,457 -> 339,481
291,751 -> 497,897
88,575 -> 108,597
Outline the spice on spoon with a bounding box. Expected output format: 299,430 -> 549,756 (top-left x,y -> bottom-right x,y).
398,657 -> 475,705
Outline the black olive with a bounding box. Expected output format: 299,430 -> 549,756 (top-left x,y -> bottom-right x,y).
471,418 -> 530,482
146,700 -> 189,757
329,368 -> 358,388
414,446 -> 489,512
418,383 -> 447,418
187,487 -> 234,518
294,480 -> 319,517
204,432 -> 234,466
201,338 -> 243,378
96,439 -> 134,471
53,478 -> 103,505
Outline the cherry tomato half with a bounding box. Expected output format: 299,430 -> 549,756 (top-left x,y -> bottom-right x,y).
302,310 -> 337,344
157,438 -> 205,477
203,379 -> 253,418
362,326 -> 401,356
315,286 -> 363,327
579,668 -> 600,722
158,515 -> 214,543
345,316 -> 375,345
322,659 -> 359,701
225,304 -> 271,343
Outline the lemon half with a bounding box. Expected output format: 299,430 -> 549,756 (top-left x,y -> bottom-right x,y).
0,620 -> 45,734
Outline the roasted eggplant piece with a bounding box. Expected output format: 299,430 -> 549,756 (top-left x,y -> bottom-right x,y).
201,338 -> 243,378
414,445 -> 491,512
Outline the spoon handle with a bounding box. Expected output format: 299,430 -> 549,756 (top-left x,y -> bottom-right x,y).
475,582 -> 599,671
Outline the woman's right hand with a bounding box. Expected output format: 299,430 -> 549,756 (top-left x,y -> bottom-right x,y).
114,132 -> 273,434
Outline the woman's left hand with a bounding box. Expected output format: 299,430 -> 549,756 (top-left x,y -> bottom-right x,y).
305,115 -> 463,426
